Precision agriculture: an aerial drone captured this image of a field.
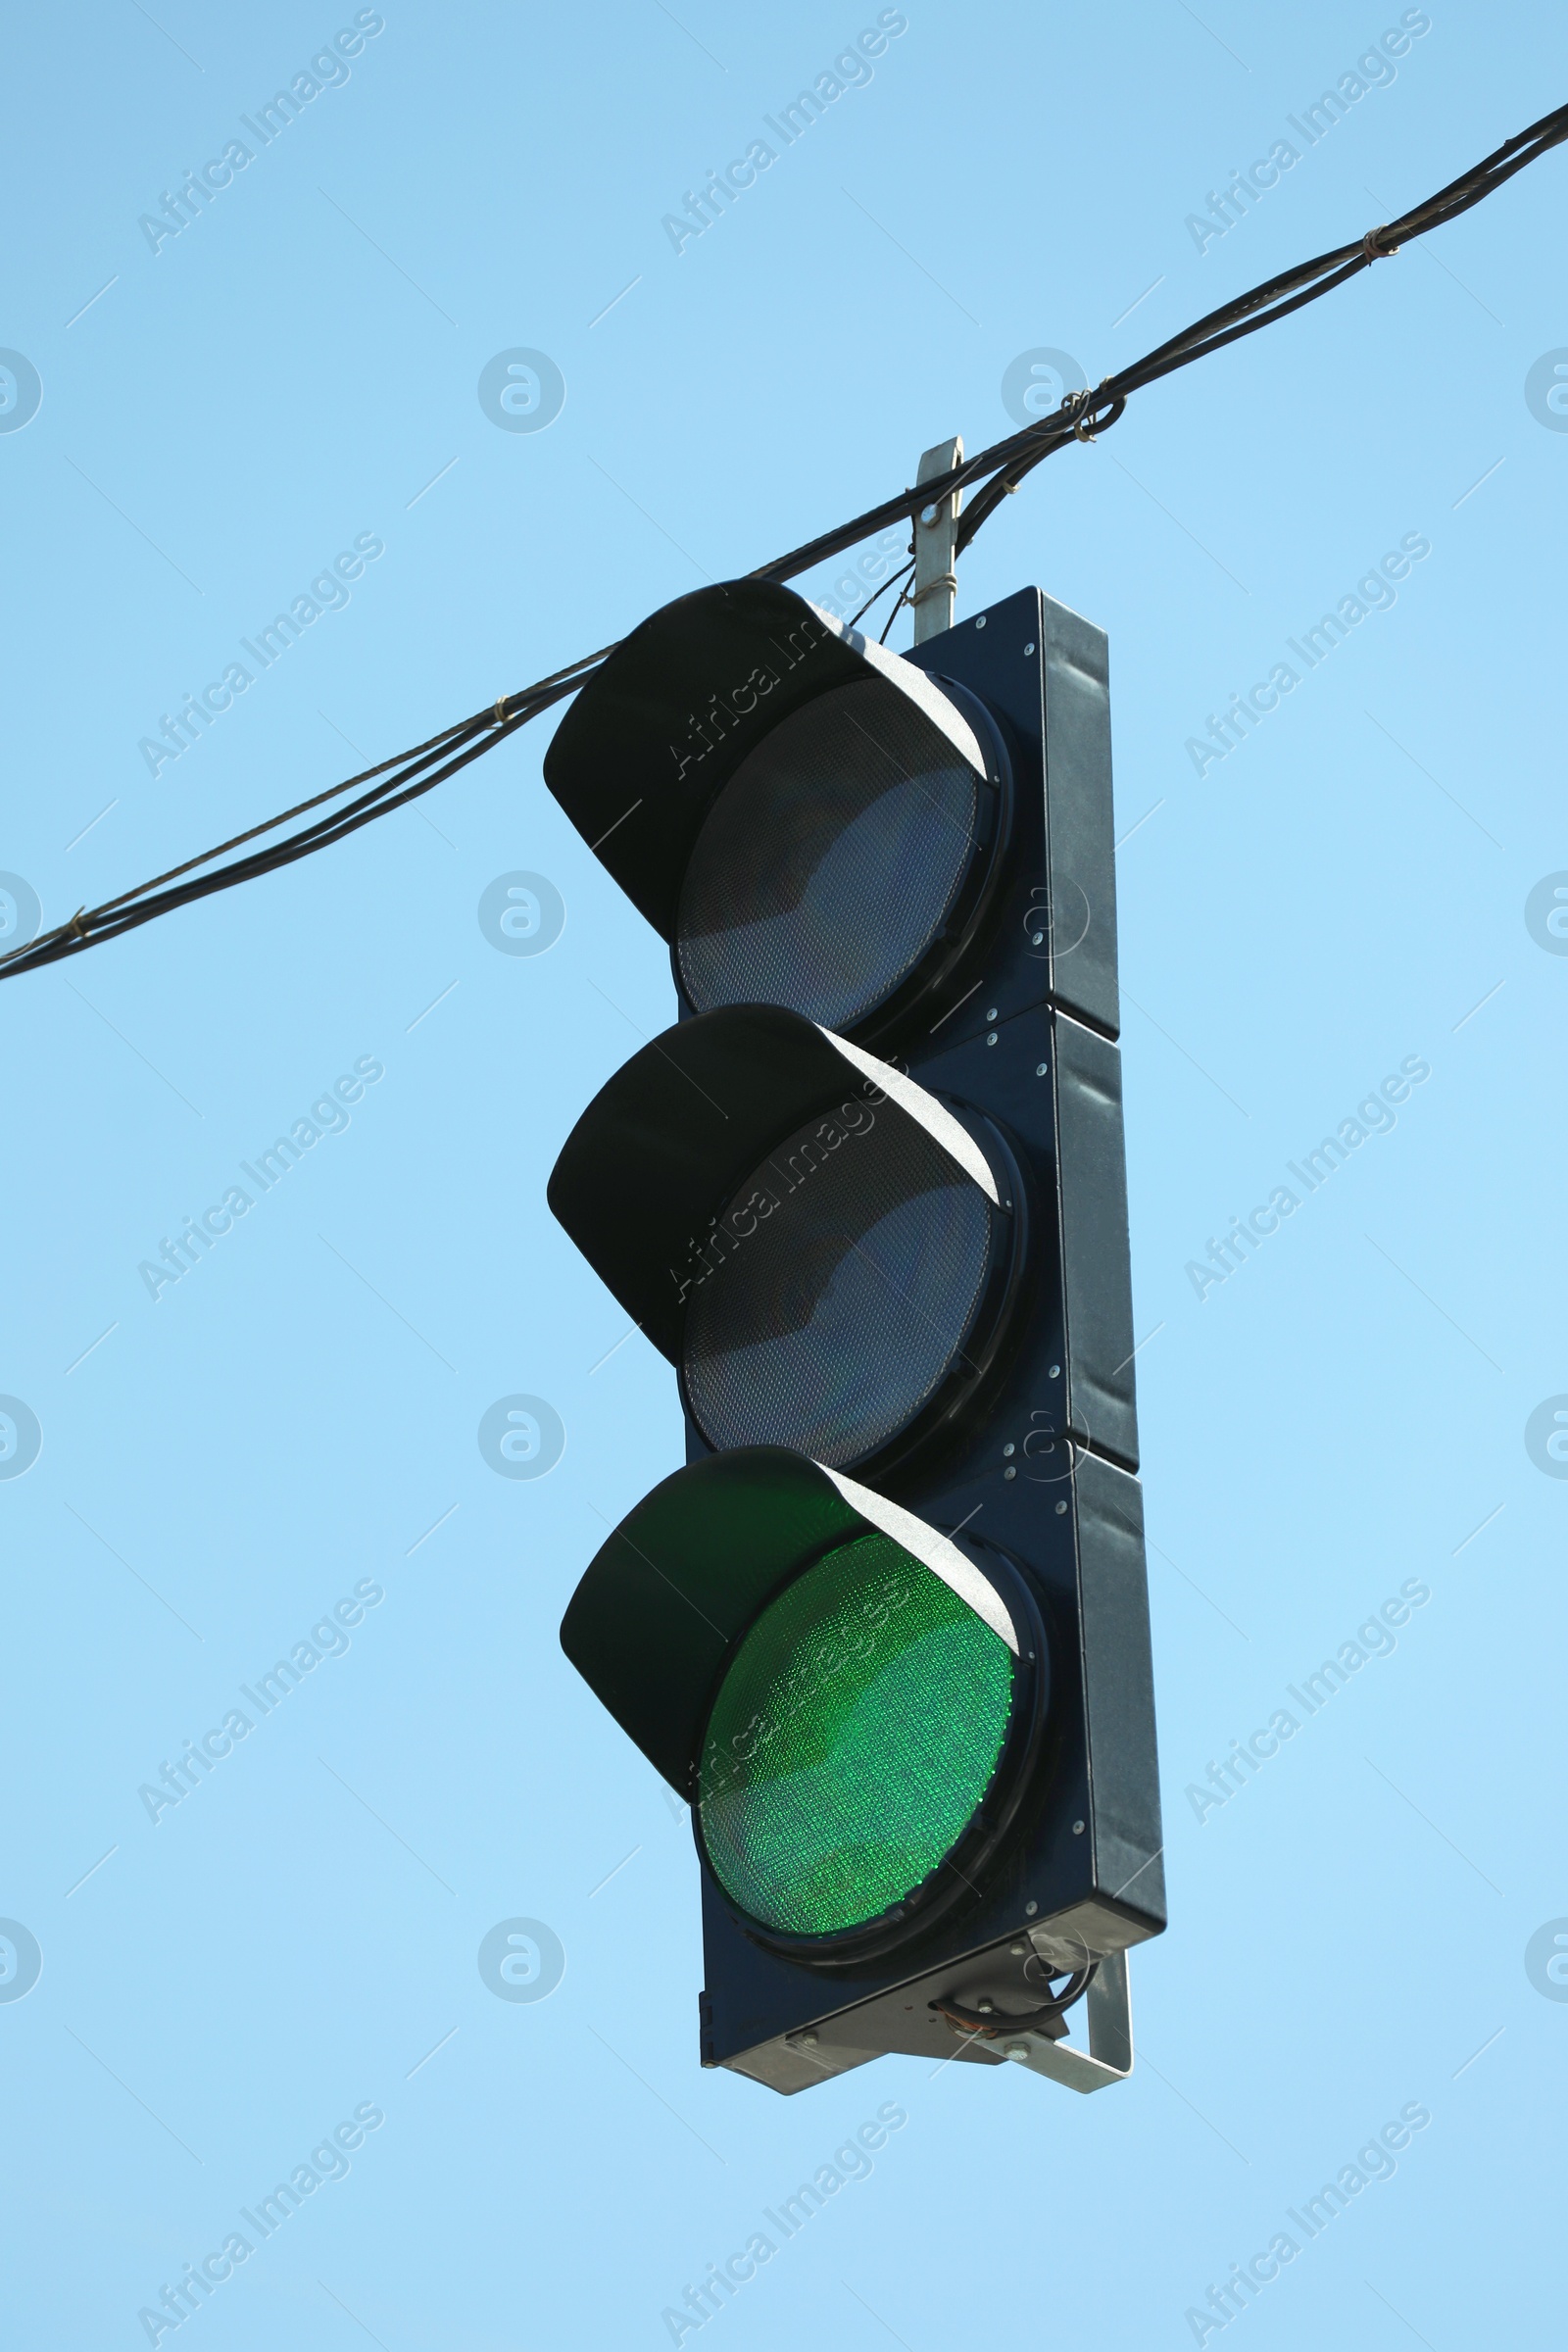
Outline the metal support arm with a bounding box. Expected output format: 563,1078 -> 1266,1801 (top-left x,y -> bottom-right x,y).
911,435 -> 962,642
1006,1947 -> 1135,2093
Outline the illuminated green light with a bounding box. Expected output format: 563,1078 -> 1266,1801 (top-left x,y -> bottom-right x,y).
698,1532 -> 1015,1937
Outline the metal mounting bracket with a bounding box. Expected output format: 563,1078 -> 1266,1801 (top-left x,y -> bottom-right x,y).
911,435 -> 962,643
1001,1947 -> 1135,2093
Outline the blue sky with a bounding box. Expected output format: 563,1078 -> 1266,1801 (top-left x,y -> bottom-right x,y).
2,2 -> 1565,2345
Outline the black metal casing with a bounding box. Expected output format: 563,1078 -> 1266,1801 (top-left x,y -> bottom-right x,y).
682,593 -> 1162,2087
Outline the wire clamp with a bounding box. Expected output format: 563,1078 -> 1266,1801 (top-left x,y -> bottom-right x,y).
1362,224 -> 1401,262
1061,381 -> 1111,443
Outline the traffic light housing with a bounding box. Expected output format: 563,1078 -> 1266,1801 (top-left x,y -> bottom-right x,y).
543,580 -> 1163,2093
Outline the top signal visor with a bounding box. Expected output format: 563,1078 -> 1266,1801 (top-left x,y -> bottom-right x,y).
542,581 -> 1012,1047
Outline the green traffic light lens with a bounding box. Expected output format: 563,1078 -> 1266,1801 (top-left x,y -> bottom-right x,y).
698,1532 -> 1017,1939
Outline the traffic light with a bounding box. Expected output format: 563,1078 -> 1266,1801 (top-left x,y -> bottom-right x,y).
542,578 -> 1164,2094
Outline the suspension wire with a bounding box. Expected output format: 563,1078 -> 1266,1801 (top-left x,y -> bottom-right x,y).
4,95 -> 1564,986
